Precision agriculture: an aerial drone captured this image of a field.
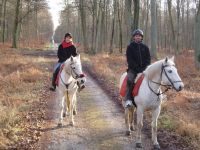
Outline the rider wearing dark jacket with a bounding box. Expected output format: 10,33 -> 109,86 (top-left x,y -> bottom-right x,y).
57,41 -> 77,63
50,33 -> 78,91
125,29 -> 151,108
127,41 -> 150,73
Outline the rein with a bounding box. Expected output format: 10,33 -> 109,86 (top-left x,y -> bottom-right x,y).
148,64 -> 182,100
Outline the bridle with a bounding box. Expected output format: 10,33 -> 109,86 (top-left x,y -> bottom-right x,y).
148,63 -> 182,99
60,62 -> 85,89
70,63 -> 85,79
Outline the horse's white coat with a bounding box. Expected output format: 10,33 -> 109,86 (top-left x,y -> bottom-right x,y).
119,56 -> 184,148
56,55 -> 86,126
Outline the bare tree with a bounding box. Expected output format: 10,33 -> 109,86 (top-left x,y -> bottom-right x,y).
167,0 -> 176,51
132,0 -> 140,30
79,0 -> 88,53
1,0 -> 7,43
124,0 -> 132,43
195,1 -> 200,69
12,0 -> 21,48
150,0 -> 157,58
109,0 -> 116,54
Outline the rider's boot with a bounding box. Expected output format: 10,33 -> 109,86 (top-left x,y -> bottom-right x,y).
49,68 -> 59,91
125,81 -> 134,108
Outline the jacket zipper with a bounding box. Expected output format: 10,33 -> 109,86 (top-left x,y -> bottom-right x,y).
139,44 -> 142,66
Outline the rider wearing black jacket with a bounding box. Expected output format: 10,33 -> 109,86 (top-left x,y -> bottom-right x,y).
57,42 -> 77,63
50,33 -> 78,91
125,29 -> 151,108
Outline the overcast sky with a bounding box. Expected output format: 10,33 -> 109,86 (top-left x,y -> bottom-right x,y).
47,0 -> 63,31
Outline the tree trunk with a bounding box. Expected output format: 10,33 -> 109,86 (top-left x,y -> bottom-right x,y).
79,0 -> 88,53
12,0 -> 20,48
109,0 -> 116,54
176,0 -> 180,53
186,0 -> 189,49
195,1 -> 200,69
132,0 -> 140,30
144,0 -> 149,44
117,0 -> 122,53
91,0 -> 97,53
2,0 -> 7,43
150,0 -> 157,58
124,0 -> 132,43
167,0 -> 176,50
94,0 -> 102,54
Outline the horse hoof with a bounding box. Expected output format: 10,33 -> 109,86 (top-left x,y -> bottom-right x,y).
125,131 -> 131,136
63,113 -> 66,117
57,123 -> 62,127
69,122 -> 74,126
73,110 -> 77,115
136,143 -> 143,148
130,126 -> 135,131
153,144 -> 160,150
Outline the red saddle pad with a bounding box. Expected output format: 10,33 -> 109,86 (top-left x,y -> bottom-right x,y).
120,74 -> 144,97
55,64 -> 64,86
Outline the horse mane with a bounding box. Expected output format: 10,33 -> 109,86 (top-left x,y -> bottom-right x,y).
143,59 -> 164,80
143,58 -> 175,80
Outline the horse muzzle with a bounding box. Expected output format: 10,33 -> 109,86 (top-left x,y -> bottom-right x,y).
174,82 -> 184,92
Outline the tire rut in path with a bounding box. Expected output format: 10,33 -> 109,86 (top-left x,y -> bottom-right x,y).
38,75 -> 152,150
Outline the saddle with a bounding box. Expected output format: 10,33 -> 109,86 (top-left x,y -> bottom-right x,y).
55,64 -> 65,86
120,74 -> 144,97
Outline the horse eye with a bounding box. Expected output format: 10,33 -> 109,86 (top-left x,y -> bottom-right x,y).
168,70 -> 172,73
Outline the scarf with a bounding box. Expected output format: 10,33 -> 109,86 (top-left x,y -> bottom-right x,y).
62,41 -> 73,48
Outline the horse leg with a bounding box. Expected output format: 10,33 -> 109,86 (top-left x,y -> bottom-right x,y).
125,108 -> 131,136
73,94 -> 77,115
58,92 -> 65,126
152,106 -> 161,150
136,107 -> 144,148
66,92 -> 70,116
130,107 -> 135,131
69,93 -> 75,126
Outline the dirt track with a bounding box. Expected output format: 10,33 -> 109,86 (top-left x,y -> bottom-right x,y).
37,75 -> 153,150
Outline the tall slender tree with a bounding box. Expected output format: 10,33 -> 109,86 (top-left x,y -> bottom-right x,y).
151,0 -> 157,58
132,0 -> 140,30
195,1 -> 200,69
12,0 -> 21,48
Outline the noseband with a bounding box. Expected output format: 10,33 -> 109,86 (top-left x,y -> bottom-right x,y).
148,64 -> 182,98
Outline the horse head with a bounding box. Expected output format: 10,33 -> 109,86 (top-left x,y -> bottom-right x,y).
69,54 -> 86,90
161,56 -> 184,91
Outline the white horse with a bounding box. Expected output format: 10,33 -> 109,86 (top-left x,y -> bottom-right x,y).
119,56 -> 184,149
56,54 -> 86,126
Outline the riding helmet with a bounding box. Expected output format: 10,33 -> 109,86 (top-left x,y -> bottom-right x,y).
64,33 -> 72,38
132,29 -> 143,37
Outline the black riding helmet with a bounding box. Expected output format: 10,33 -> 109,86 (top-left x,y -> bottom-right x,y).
132,29 -> 143,37
64,33 -> 72,38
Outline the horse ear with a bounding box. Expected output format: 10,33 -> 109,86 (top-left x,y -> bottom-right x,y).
165,57 -> 168,63
170,56 -> 175,62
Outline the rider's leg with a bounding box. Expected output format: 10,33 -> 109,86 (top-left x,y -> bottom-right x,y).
124,70 -> 137,107
50,63 -> 61,91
